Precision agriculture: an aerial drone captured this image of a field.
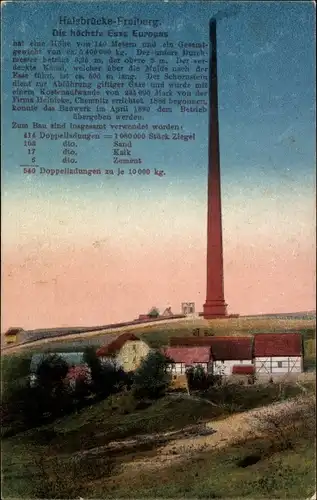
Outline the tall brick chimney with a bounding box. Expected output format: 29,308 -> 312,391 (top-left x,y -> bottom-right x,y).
203,18 -> 228,319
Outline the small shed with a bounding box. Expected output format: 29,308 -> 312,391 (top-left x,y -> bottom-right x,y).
96,333 -> 151,372
254,333 -> 303,375
4,327 -> 24,344
163,346 -> 212,374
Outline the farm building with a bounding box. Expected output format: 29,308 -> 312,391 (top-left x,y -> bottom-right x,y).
254,333 -> 303,375
209,337 -> 254,375
96,333 -> 151,372
4,327 -> 24,344
163,346 -> 212,374
169,336 -> 253,375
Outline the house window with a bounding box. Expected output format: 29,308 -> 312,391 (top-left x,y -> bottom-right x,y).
277,361 -> 283,368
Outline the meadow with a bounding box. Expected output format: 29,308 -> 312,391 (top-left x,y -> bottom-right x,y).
2,316 -> 315,371
1,316 -> 315,499
2,380 -> 315,499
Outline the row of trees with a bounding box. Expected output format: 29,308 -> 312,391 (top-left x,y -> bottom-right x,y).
2,345 -> 220,437
2,349 -> 174,435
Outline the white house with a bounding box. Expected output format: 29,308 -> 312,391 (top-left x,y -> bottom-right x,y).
168,336 -> 254,376
254,333 -> 303,375
164,346 -> 212,375
208,337 -> 254,376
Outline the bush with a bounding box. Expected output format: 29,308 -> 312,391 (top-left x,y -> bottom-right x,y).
186,365 -> 208,390
34,354 -> 72,418
83,346 -> 125,398
148,307 -> 160,318
252,394 -> 316,451
133,351 -> 171,399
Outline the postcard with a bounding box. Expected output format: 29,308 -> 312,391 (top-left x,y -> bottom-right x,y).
1,1 -> 315,499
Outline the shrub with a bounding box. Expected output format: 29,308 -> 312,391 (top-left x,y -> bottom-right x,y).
148,307 -> 160,318
133,350 -> 171,399
83,346 -> 125,398
186,365 -> 208,390
252,394 -> 316,451
34,354 -> 72,417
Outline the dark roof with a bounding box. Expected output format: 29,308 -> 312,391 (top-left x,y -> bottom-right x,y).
210,337 -> 253,361
5,327 -> 24,336
254,333 -> 302,357
96,333 -> 140,357
232,365 -> 255,375
169,336 -> 253,360
30,352 -> 85,372
164,347 -> 211,364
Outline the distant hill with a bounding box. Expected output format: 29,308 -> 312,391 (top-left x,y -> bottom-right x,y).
242,311 -> 316,320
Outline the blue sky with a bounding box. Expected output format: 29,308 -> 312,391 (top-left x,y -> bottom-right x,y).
2,1 -> 315,189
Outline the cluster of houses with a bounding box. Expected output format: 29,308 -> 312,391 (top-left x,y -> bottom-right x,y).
164,333 -> 303,378
27,330 -> 304,386
95,331 -> 304,379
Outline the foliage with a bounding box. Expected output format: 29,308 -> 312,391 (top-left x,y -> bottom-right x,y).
186,365 -> 209,390
2,388 -> 316,499
83,346 -> 125,398
133,350 -> 172,399
1,354 -> 32,398
35,353 -> 69,389
252,394 -> 316,452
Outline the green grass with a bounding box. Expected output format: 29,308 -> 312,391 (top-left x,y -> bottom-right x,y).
3,322 -> 315,377
3,317 -> 315,353
2,380 -> 315,499
101,435 -> 316,499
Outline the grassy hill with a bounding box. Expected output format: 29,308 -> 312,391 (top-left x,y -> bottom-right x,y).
2,380 -> 315,499
2,317 -> 316,370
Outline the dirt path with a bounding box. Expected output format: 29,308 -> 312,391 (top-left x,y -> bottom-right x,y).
72,393 -> 313,475
117,394 -> 314,472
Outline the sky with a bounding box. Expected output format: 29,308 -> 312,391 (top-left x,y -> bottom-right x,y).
1,1 -> 316,331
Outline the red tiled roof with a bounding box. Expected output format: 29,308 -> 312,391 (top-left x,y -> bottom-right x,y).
96,333 -> 140,357
169,336 -> 253,360
254,333 -> 302,357
232,365 -> 255,375
164,347 -> 211,364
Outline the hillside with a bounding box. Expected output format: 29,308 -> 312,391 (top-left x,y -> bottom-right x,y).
2,380 -> 315,499
2,316 -> 316,356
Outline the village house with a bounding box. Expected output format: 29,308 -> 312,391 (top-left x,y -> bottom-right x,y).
169,336 -> 254,376
163,346 -> 212,375
208,336 -> 254,376
253,332 -> 303,376
4,327 -> 24,345
96,333 -> 151,372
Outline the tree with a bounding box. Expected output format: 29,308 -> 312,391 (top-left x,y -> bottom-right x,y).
148,307 -> 160,318
36,354 -> 69,390
35,354 -> 71,417
83,346 -> 124,398
186,364 -> 208,390
133,351 -> 171,399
